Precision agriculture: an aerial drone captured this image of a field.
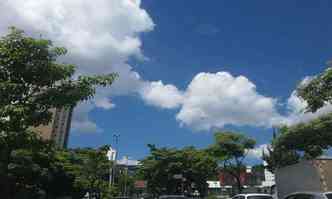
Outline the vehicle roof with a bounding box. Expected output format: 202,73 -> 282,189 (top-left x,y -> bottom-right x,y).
284,192 -> 328,197
234,194 -> 273,197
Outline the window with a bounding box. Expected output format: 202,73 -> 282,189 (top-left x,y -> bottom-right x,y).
285,195 -> 296,199
325,194 -> 332,199
233,196 -> 245,199
288,194 -> 315,199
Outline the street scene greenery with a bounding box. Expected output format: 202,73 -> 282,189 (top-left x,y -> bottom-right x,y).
1,27 -> 332,199
0,27 -> 117,199
139,144 -> 217,197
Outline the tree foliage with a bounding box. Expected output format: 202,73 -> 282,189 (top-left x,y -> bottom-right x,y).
139,144 -> 217,197
297,63 -> 332,113
264,113 -> 332,172
264,64 -> 332,172
56,147 -> 115,199
0,27 -> 117,199
262,128 -> 300,173
208,131 -> 256,194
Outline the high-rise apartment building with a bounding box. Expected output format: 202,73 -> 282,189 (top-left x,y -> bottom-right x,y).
33,107 -> 73,148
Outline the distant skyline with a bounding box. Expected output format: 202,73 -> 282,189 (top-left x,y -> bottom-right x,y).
1,0 -> 332,161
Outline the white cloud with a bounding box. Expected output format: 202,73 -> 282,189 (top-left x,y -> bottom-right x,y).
176,72 -> 281,131
71,103 -> 103,134
247,144 -> 269,159
140,81 -> 184,109
0,0 -> 154,133
2,1 -> 331,134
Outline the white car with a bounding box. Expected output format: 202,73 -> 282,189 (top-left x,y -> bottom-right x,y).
284,192 -> 332,199
232,194 -> 274,199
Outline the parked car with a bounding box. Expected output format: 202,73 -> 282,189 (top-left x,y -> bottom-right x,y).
284,192 -> 332,199
232,193 -> 274,199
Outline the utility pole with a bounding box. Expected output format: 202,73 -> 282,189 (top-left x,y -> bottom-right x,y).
111,134 -> 120,186
124,156 -> 128,197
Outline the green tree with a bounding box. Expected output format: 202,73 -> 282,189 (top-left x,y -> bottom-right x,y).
139,145 -> 217,197
264,114 -> 332,171
209,132 -> 256,194
263,65 -> 332,172
297,62 -> 332,113
117,167 -> 135,197
52,147 -> 114,199
0,27 -> 117,198
262,127 -> 300,172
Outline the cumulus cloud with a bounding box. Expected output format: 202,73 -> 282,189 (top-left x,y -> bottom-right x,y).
140,81 -> 184,109
176,72 -> 281,131
2,1 -> 331,134
71,102 -> 103,134
0,0 -> 154,133
139,72 -> 332,131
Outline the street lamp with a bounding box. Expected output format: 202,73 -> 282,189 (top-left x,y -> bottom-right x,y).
109,134 -> 120,186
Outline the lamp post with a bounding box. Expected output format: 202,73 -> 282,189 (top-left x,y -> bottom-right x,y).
109,134 -> 120,186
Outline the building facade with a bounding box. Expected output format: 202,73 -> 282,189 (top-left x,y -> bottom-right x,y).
33,107 -> 73,148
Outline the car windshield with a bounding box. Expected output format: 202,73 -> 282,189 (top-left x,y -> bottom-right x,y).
325,194 -> 332,199
248,196 -> 273,199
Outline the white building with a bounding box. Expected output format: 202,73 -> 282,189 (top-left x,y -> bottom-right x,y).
261,161 -> 275,187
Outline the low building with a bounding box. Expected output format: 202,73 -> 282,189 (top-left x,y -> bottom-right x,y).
217,165 -> 275,195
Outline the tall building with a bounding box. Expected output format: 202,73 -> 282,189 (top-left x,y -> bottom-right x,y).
33,107 -> 73,148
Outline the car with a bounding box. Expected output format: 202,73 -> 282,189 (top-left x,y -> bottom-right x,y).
232,193 -> 274,199
284,192 -> 332,199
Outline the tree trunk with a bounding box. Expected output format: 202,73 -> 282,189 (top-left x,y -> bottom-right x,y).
2,147 -> 12,199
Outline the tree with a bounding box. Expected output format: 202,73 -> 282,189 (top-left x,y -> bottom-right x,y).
139,145 -> 217,197
297,62 -> 332,113
264,114 -> 332,171
117,167 -> 135,197
73,147 -> 113,199
0,27 -> 117,198
262,127 -> 300,173
262,64 -> 332,172
209,132 -> 256,194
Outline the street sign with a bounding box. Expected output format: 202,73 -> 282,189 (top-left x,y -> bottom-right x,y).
135,180 -> 147,188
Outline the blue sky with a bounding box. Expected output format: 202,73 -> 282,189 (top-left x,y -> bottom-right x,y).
1,0 -> 332,161
70,0 -> 332,159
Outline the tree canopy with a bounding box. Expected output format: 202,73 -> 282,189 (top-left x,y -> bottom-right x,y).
0,27 -> 117,199
297,63 -> 332,113
208,131 -> 256,193
264,64 -> 332,172
139,144 -> 217,197
264,113 -> 332,172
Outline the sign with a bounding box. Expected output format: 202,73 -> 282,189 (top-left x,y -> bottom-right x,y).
135,180 -> 147,189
